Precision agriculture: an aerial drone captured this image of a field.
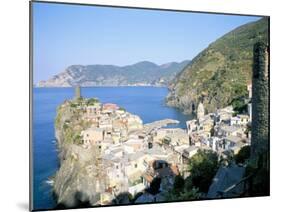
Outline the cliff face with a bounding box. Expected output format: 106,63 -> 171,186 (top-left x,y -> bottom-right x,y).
166,18 -> 269,114
53,101 -> 107,207
37,60 -> 190,87
53,145 -> 101,207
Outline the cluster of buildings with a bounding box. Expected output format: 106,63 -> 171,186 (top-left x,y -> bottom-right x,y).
185,83 -> 252,160
66,86 -> 252,204
77,99 -> 183,204
186,103 -> 251,158
64,89 -> 181,204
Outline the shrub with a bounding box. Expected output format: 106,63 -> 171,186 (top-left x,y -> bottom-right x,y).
235,145 -> 251,164
86,98 -> 99,105
188,150 -> 219,193
147,177 -> 161,195
173,175 -> 185,192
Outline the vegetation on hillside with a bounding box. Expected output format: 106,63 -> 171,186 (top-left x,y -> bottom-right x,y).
55,99 -> 91,145
167,18 -> 269,113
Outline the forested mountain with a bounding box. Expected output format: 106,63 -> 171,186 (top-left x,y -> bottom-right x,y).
166,18 -> 269,113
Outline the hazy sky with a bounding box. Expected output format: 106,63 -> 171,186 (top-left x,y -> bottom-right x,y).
33,2 -> 261,83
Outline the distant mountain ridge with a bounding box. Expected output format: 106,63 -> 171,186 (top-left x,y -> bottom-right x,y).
37,60 -> 190,87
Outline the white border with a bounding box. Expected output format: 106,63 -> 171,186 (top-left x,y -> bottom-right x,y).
0,0 -> 280,212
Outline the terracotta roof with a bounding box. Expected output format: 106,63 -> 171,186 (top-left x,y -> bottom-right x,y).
143,173 -> 154,183
170,165 -> 180,176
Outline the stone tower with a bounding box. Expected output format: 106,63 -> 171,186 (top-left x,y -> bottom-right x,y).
75,86 -> 81,100
251,42 -> 269,167
247,84 -> 253,121
197,102 -> 205,120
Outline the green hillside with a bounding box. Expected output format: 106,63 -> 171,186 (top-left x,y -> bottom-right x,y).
166,17 -> 269,114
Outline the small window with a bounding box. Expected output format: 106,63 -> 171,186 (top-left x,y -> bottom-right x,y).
135,164 -> 138,168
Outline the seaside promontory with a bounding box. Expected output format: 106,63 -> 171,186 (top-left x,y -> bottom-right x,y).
53,90 -> 183,207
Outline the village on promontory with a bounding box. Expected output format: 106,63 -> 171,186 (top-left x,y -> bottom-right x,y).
53,63 -> 264,207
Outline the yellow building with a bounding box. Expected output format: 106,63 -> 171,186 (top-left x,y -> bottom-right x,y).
81,127 -> 104,146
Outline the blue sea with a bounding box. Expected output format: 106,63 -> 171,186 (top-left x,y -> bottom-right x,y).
32,86 -> 193,210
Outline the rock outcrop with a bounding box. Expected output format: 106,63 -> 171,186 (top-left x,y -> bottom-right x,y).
53,100 -> 107,207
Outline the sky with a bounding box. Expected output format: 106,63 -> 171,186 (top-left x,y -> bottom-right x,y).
32,2 -> 261,83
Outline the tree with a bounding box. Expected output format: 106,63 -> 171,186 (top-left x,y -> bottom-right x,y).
231,97 -> 248,114
118,107 -> 126,112
147,177 -> 161,195
188,150 -> 219,193
165,177 -> 200,201
165,151 -> 219,201
165,187 -> 200,201
86,98 -> 99,106
173,175 -> 185,192
235,145 -> 251,164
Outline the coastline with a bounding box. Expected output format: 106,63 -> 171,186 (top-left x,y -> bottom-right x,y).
34,85 -> 168,88
32,87 -> 191,210
52,94 -> 186,207
50,83 -> 252,208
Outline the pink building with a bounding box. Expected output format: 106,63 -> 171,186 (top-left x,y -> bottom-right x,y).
103,103 -> 119,111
